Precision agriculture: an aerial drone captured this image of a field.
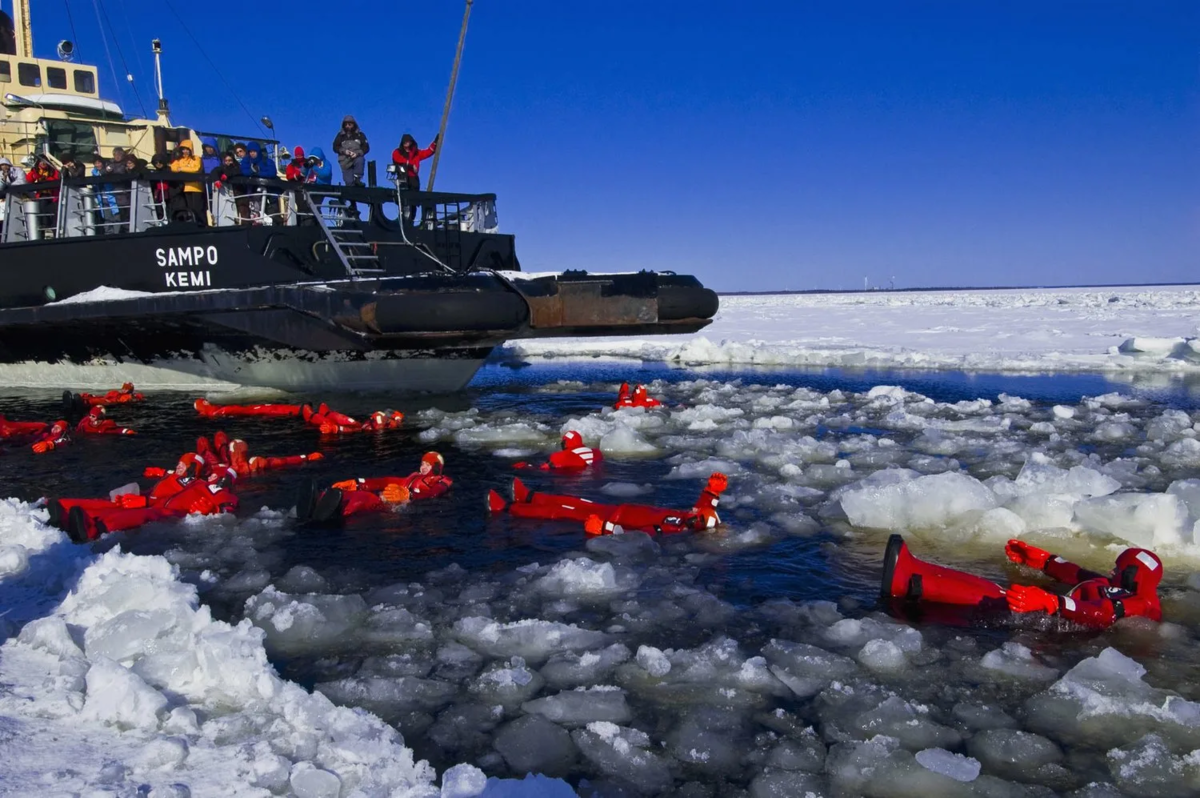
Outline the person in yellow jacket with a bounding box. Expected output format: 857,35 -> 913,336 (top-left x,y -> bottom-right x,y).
169,140 -> 207,226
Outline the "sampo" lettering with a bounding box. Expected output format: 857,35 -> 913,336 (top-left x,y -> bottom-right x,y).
155,246 -> 219,268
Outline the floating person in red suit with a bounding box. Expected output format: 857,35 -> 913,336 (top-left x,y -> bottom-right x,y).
614,383 -> 663,409
31,420 -> 71,454
881,534 -> 1163,629
514,431 -> 603,471
77,383 -> 144,406
301,403 -> 404,434
488,473 -> 727,535
75,406 -> 137,436
194,397 -> 303,418
0,414 -> 49,441
299,451 -> 451,523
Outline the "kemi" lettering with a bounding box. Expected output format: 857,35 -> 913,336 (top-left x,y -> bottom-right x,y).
165,271 -> 212,288
155,246 -> 219,268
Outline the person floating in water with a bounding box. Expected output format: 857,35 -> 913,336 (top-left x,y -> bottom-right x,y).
194,397 -> 303,418
299,451 -> 452,523
74,383 -> 144,406
31,420 -> 71,454
0,413 -> 50,440
514,431 -> 603,471
488,473 -> 726,535
75,406 -> 136,436
881,535 -> 1162,629
614,383 -> 663,409
302,403 -> 403,434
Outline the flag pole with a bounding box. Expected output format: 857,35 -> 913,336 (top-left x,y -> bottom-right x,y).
427,0 -> 473,192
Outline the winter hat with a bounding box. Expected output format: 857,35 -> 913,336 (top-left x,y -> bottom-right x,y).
562,431 -> 583,449
421,451 -> 445,474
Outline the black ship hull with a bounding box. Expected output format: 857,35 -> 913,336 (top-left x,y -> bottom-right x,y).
0,178 -> 718,391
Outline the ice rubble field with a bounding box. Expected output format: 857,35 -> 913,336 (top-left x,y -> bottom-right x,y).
8,377 -> 1200,796
499,285 -> 1200,374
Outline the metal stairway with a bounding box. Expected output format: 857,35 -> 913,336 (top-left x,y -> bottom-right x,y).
304,191 -> 383,277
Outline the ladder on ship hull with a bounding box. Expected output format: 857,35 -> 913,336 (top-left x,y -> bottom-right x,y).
304,192 -> 383,278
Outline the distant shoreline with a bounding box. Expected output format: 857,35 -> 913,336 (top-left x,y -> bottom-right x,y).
719,282 -> 1200,296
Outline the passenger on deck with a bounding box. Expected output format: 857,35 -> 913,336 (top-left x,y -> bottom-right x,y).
75,406 -> 136,436
210,152 -> 241,193
488,473 -> 727,536
148,153 -> 174,221
199,136 -> 221,172
301,452 -> 452,523
240,142 -> 278,223
390,133 -> 439,191
285,147 -> 307,182
169,140 -> 206,226
332,115 -> 369,188
60,156 -> 85,180
514,430 -> 604,471
107,147 -> 128,178
304,148 -> 332,185
0,157 -> 26,188
28,157 -> 60,216
89,153 -> 118,226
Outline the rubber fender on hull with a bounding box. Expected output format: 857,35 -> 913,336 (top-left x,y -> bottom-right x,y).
365,291 -> 529,334
657,285 -> 719,321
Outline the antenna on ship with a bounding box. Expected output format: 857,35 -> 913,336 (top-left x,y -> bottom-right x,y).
152,38 -> 170,123
12,0 -> 30,59
427,0 -> 473,192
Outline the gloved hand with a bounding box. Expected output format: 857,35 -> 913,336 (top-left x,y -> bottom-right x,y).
118,494 -> 148,509
538,463 -> 551,471
707,472 -> 729,493
381,484 -> 410,504
32,441 -> 52,454
1005,539 -> 1051,569
584,514 -> 604,536
121,428 -> 136,435
144,466 -> 167,478
332,479 -> 358,492
319,423 -> 340,435
1006,584 -> 1059,615
305,452 -> 324,462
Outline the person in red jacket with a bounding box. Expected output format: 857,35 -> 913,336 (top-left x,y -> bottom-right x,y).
514,431 -> 603,471
284,147 -> 307,182
194,397 -> 304,418
390,133 -> 438,191
31,420 -> 71,453
301,451 -> 452,523
614,384 -> 663,409
301,403 -> 403,434
79,469 -> 239,541
881,535 -> 1163,629
75,406 -> 136,436
488,473 -> 727,535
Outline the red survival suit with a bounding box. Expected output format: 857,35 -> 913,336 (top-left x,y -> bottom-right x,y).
515,431 -> 604,471
31,421 -> 71,454
614,383 -> 663,409
80,383 -> 145,406
0,414 -> 49,440
489,473 -> 726,535
195,397 -> 303,418
310,452 -> 453,521
302,403 -> 404,434
881,535 -> 1163,629
76,406 -> 136,436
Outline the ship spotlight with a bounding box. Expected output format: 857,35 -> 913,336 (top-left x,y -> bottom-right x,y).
57,40 -> 75,61
4,93 -> 33,105
260,116 -> 274,131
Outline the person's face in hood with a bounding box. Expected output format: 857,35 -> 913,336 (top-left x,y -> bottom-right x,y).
234,146 -> 247,159
203,144 -> 216,155
124,157 -> 137,171
343,120 -> 357,132
248,146 -> 260,159
222,154 -> 237,168
178,146 -> 192,158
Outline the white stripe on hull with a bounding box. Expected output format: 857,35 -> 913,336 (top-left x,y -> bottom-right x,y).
0,347 -> 488,392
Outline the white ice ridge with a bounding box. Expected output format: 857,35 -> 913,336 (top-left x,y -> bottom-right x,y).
0,500 -> 573,797
497,285 -> 1200,373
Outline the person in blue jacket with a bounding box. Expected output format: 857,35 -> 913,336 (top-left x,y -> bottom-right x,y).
304,147 -> 333,185
239,141 -> 277,179
239,141 -> 278,222
199,136 -> 221,173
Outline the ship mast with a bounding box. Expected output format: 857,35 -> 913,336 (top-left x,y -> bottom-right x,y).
12,0 -> 31,59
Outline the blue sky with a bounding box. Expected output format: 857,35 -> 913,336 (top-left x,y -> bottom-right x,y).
36,0 -> 1198,291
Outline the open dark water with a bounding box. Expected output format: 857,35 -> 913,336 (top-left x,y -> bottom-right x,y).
3,362 -> 1199,791
3,361 -> 1192,616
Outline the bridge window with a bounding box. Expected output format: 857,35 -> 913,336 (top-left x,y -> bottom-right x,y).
0,61 -> 10,83
17,63 -> 40,87
47,67 -> 67,90
46,120 -> 98,163
73,70 -> 95,94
